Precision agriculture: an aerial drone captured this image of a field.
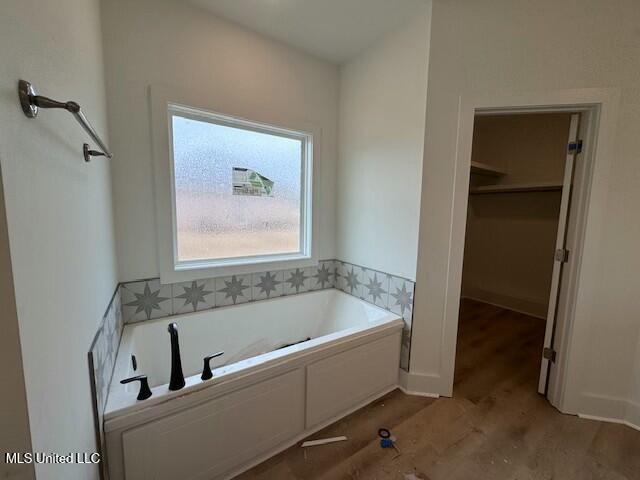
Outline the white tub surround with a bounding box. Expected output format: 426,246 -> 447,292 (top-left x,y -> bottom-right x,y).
104,289 -> 402,480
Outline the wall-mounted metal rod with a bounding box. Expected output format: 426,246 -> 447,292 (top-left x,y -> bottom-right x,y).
18,79 -> 112,160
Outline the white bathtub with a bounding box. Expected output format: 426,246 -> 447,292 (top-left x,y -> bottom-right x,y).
104,289 -> 403,480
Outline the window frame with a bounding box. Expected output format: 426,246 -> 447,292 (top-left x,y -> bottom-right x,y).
150,85 -> 320,283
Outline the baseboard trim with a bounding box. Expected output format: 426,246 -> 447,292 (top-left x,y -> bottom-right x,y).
625,399 -> 640,430
397,385 -> 440,398
576,393 -> 640,432
398,369 -> 442,398
461,295 -> 546,320
578,413 -> 640,432
579,392 -> 629,419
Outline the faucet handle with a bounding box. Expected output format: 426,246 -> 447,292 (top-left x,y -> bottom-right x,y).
201,351 -> 225,380
120,375 -> 152,401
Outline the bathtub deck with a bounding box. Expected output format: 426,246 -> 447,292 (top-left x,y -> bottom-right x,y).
237,299 -> 640,480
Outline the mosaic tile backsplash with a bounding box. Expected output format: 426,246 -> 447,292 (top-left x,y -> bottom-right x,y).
119,259 -> 415,370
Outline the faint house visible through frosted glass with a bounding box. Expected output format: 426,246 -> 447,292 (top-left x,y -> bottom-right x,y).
171,114 -> 303,262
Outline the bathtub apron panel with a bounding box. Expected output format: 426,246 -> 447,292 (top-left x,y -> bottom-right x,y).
306,334 -> 401,428
121,369 -> 305,480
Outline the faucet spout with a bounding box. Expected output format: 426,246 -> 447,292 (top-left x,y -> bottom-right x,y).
168,323 -> 185,391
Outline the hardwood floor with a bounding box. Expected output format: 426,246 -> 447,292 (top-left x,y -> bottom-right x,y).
238,300 -> 640,479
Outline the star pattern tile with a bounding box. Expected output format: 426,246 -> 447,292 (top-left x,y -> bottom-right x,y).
391,282 -> 413,316
218,275 -> 251,304
334,264 -> 343,289
312,263 -> 332,289
175,281 -> 213,312
344,266 -> 361,295
365,273 -> 386,304
285,268 -> 309,294
256,271 -> 281,297
125,283 -> 170,320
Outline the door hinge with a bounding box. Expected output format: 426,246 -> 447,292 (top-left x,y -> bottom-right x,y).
555,248 -> 569,263
543,347 -> 557,363
568,140 -> 583,154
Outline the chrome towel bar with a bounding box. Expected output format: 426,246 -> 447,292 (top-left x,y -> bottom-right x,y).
18,79 -> 112,162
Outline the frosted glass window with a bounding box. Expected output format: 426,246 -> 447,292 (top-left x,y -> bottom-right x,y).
169,108 -> 311,265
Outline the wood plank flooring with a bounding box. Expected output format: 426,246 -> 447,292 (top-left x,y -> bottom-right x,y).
238,299 -> 640,479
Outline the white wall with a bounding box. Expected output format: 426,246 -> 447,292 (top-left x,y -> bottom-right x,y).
101,0 -> 340,282
336,5 -> 431,280
0,1 -> 118,478
0,169 -> 34,480
411,0 -> 640,426
463,191 -> 561,318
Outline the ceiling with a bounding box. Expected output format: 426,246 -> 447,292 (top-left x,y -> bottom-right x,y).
189,0 -> 427,64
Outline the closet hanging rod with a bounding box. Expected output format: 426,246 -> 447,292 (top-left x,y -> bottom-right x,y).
18,79 -> 112,161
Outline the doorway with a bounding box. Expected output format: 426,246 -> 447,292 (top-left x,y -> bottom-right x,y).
454,111 -> 580,400
437,88 -> 619,414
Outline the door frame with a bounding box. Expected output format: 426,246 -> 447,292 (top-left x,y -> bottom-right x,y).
443,88 -> 620,412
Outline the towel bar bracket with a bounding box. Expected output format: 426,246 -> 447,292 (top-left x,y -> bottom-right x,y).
83,143 -> 108,163
18,80 -> 39,118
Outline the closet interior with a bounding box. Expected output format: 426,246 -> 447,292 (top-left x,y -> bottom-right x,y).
462,113 -> 571,320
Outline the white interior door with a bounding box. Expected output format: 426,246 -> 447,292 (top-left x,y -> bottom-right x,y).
538,113 -> 581,395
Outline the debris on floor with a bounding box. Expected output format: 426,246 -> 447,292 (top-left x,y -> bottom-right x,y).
300,436 -> 347,448
378,427 -> 401,457
403,473 -> 427,480
380,437 -> 394,448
